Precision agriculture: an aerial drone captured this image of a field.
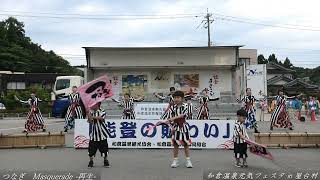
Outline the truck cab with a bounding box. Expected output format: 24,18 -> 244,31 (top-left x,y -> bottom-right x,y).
51,76 -> 84,117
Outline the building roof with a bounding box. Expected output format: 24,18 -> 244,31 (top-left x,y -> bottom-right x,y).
6,73 -> 66,83
82,45 -> 244,50
284,78 -> 319,89
267,62 -> 295,73
267,75 -> 293,85
268,75 -> 319,90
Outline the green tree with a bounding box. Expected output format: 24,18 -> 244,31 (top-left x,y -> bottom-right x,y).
258,53 -> 320,86
283,57 -> 293,69
0,17 -> 81,75
3,17 -> 26,44
3,86 -> 51,112
257,54 -> 268,64
310,66 -> 320,85
268,54 -> 278,63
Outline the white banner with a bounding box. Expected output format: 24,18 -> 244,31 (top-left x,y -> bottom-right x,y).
246,64 -> 267,99
109,75 -> 122,100
134,103 -> 169,120
74,119 -> 235,149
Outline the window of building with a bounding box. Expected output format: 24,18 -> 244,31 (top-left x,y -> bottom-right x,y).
7,82 -> 26,90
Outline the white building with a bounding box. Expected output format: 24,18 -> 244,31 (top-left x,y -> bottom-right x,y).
83,46 -> 257,103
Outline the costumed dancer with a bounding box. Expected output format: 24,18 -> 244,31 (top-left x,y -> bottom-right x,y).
304,99 -> 309,119
113,93 -> 144,119
64,86 -> 84,132
270,90 -> 295,131
233,109 -> 250,168
196,88 -> 219,120
184,88 -> 198,120
154,87 -> 176,120
258,95 -> 268,122
294,96 -> 303,121
238,88 -> 260,133
316,98 -> 320,115
166,91 -> 193,168
184,95 -> 194,120
87,102 -> 110,168
15,92 -> 46,133
308,96 -> 317,121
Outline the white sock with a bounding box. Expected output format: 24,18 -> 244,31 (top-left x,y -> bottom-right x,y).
186,157 -> 191,161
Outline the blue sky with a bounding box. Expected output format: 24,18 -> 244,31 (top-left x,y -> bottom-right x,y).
0,0 -> 319,68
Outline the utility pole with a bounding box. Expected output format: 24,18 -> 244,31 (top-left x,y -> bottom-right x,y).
204,9 -> 214,47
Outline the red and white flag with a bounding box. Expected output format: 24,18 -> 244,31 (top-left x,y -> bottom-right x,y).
78,75 -> 113,110
245,139 -> 273,160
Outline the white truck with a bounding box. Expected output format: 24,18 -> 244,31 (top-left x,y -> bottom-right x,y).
51,76 -> 84,117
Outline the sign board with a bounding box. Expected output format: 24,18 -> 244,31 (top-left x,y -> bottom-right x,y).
74,119 -> 235,149
246,64 -> 267,99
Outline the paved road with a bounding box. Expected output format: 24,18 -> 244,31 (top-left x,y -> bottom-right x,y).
0,148 -> 319,180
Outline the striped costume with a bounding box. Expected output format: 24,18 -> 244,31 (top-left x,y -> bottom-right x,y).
185,102 -> 193,120
119,98 -> 136,119
270,95 -> 293,129
19,97 -> 45,132
170,103 -> 192,146
308,100 -> 317,121
160,95 -> 174,120
89,109 -> 110,141
196,96 -> 210,120
240,96 -> 258,129
233,121 -> 249,158
64,92 -> 83,130
88,108 -> 110,157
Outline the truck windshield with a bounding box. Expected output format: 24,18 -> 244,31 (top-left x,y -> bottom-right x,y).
56,79 -> 70,91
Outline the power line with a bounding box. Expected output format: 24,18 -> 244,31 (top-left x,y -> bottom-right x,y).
2,9 -> 319,29
214,16 -> 320,32
0,9 -> 205,17
212,12 -> 320,29
1,9 -> 319,31
0,13 -> 200,21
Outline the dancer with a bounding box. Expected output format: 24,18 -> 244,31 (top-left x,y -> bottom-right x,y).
155,87 -> 176,120
270,90 -> 295,130
113,93 -> 143,119
15,92 -> 46,132
196,88 -> 219,120
233,109 -> 250,168
238,88 -> 260,133
292,95 -> 303,121
185,95 -> 194,120
167,91 -> 193,168
87,102 -> 110,168
64,86 -> 84,132
308,96 -> 317,121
